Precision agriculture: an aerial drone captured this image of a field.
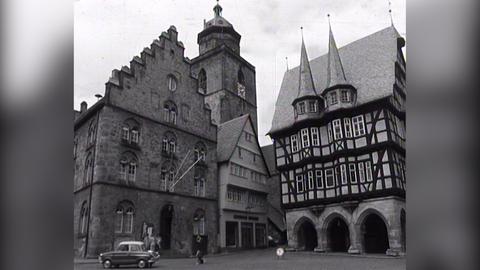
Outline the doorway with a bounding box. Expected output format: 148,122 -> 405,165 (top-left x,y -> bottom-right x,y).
327,217 -> 350,252
296,219 -> 317,251
362,213 -> 389,253
160,204 -> 173,249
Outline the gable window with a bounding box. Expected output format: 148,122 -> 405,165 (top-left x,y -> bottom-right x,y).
329,92 -> 338,105
332,119 -> 343,140
296,174 -> 304,192
365,161 -> 373,182
349,164 -> 357,183
245,132 -> 253,142
341,90 -> 350,103
290,134 -> 299,152
344,118 -> 352,138
167,75 -> 177,91
308,100 -> 317,112
325,168 -> 335,187
358,163 -> 365,183
307,171 -> 314,190
311,127 -> 319,146
301,128 -> 310,148
340,164 -> 347,185
352,115 -> 366,136
315,170 -> 323,188
198,69 -> 207,94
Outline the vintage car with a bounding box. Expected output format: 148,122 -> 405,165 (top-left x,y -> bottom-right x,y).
98,241 -> 160,269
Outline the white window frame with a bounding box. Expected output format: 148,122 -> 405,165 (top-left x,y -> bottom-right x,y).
349,164 -> 357,183
125,208 -> 134,233
358,163 -> 365,183
311,127 -> 319,146
352,115 -> 366,137
325,168 -> 335,188
308,100 -> 317,112
298,102 -> 306,114
162,139 -> 168,152
365,161 -> 373,182
122,127 -> 130,141
296,174 -> 304,192
329,92 -> 338,105
291,134 -> 299,152
307,171 -> 314,190
120,162 -> 128,180
327,124 -> 333,143
340,164 -> 347,185
341,90 -> 350,103
301,128 -> 310,148
333,119 -> 343,140
315,170 -> 323,188
115,209 -> 124,233
168,76 -> 177,91
344,118 -> 352,138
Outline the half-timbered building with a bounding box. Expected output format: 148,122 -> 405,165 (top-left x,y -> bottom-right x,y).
268,25 -> 406,255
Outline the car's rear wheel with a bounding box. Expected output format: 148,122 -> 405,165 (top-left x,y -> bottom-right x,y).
102,259 -> 112,269
137,259 -> 147,269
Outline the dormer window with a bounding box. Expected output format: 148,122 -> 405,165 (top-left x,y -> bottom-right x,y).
341,90 -> 350,103
298,102 -> 306,114
329,92 -> 338,105
308,100 -> 317,112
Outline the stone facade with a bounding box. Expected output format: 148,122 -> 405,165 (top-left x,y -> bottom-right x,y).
74,3 -> 259,258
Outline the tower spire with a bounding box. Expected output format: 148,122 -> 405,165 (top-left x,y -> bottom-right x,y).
296,27 -> 317,99
326,14 -> 348,90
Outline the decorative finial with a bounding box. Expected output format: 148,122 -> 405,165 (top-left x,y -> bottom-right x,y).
388,2 -> 394,26
327,13 -> 332,28
300,27 -> 304,39
286,57 -> 289,71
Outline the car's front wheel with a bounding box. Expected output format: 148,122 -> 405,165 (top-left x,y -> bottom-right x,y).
102,259 -> 112,269
137,259 -> 147,269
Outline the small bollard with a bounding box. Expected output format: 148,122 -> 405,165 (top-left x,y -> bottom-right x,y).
276,247 -> 285,260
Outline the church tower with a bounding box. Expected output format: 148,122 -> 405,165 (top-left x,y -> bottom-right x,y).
191,1 -> 258,131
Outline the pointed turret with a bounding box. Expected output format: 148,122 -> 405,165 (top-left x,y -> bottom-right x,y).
322,15 -> 357,110
291,28 -> 325,122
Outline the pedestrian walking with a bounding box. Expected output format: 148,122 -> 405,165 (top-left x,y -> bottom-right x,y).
195,249 -> 204,265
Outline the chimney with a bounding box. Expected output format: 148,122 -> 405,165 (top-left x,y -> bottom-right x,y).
80,101 -> 87,113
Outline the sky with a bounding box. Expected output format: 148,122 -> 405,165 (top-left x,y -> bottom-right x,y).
74,0 -> 405,146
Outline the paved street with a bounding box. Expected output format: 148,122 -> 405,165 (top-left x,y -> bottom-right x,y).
75,248 -> 405,270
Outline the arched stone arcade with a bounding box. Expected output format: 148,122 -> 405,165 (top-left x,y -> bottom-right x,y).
293,217 -> 318,251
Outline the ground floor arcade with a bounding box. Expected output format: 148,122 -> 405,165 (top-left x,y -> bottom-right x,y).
285,196 -> 405,256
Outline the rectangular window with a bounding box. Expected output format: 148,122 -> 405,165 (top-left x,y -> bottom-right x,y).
311,127 -> 319,146
315,170 -> 323,188
329,92 -> 338,105
365,161 -> 373,182
344,118 -> 352,138
128,163 -> 136,182
327,124 -> 333,143
291,134 -> 299,152
358,163 -> 365,183
349,164 -> 357,183
163,108 -> 170,122
301,128 -> 310,148
296,174 -> 304,192
340,164 -> 347,185
162,139 -> 168,152
131,130 -> 139,143
333,119 -> 343,140
341,90 -> 350,102
352,115 -> 366,136
195,178 -> 206,197
325,169 -> 334,187
122,127 -> 130,141
307,171 -> 314,190
308,101 -> 317,112
299,102 -> 306,114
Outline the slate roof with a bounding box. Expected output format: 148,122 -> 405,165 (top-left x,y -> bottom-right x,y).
269,26 -> 402,134
326,25 -> 348,89
216,114 -> 249,162
261,144 -> 278,175
295,37 -> 318,100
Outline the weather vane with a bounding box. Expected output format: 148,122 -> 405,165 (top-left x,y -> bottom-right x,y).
388,1 -> 394,26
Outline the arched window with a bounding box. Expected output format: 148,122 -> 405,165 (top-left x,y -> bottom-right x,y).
115,201 -> 135,234
87,120 -> 96,145
162,132 -> 177,155
79,201 -> 88,235
237,70 -> 246,99
194,167 -> 206,197
198,69 -> 207,94
194,142 -> 207,162
160,161 -> 176,191
167,75 -> 177,91
163,101 -> 177,125
84,153 -> 93,185
119,152 -> 138,182
122,118 -> 141,144
193,209 -> 206,236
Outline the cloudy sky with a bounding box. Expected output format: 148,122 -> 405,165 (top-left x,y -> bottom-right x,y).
75,0 -> 405,146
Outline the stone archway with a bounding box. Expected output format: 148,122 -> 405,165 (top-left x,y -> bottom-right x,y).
327,217 -> 350,252
294,218 -> 318,251
361,213 -> 390,254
